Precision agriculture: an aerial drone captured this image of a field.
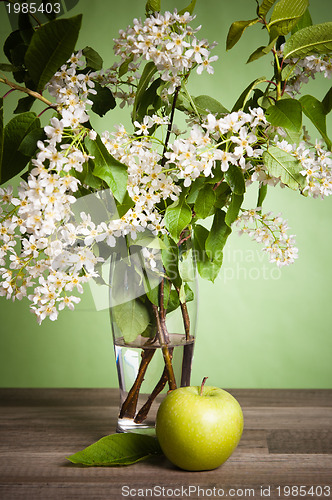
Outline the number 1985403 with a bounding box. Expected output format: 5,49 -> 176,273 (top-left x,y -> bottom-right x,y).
6,3 -> 61,14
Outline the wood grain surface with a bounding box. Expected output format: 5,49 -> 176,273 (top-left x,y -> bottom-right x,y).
0,389 -> 331,500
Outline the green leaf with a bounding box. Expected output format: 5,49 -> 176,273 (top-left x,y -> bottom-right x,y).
67,433 -> 162,466
18,12 -> 34,45
226,19 -> 258,50
18,127 -> 45,156
25,15 -> 82,90
4,30 -> 24,64
164,191 -> 192,242
146,278 -> 171,308
136,78 -> 163,123
161,235 -> 182,288
118,54 -> 134,78
263,145 -> 306,190
132,61 -> 157,123
268,0 -> 309,40
258,0 -> 277,17
225,164 -> 246,195
179,250 -> 195,282
145,0 -> 161,14
232,77 -> 266,111
246,40 -> 276,63
299,95 -> 331,149
193,95 -> 229,115
82,46 -> 103,70
90,83 -> 116,117
1,112 -> 40,184
0,63 -> 15,72
283,22 -> 332,60
257,183 -> 268,208
13,95 -> 35,114
116,191 -> 135,218
194,184 -> 216,219
178,0 -> 197,16
0,99 -> 3,176
322,87 -> 332,115
265,99 -> 302,132
205,209 -> 232,262
112,299 -> 150,343
186,177 -> 205,204
225,193 -> 244,226
291,8 -> 312,34
193,224 -> 222,282
214,182 -> 231,209
85,135 -> 128,203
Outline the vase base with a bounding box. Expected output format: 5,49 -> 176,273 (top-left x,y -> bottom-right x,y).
116,417 -> 156,435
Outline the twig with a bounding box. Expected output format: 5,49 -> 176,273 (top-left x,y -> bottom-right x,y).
118,348 -> 156,419
0,77 -> 55,107
152,304 -> 177,390
161,86 -> 180,167
134,348 -> 174,424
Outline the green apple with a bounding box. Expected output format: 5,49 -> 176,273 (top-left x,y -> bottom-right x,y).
155,378 -> 243,471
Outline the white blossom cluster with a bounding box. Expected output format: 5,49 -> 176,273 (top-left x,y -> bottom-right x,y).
113,10 -> 218,97
263,138 -> 332,198
101,118 -> 180,233
46,50 -> 98,124
236,208 -> 298,267
281,47 -> 332,96
203,107 -> 268,172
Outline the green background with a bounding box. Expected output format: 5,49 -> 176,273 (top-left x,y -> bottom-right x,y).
0,0 -> 331,389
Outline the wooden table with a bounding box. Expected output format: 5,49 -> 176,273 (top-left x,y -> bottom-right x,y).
0,389 -> 331,499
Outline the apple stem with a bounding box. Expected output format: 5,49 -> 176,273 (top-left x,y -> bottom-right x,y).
200,377 -> 208,396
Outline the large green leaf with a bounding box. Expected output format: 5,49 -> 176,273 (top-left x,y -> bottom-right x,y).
0,99 -> 3,177
178,0 -> 197,16
232,77 -> 266,111
291,8 -> 312,34
283,22 -> 332,60
322,87 -> 332,115
85,136 -> 128,203
194,184 -> 216,219
226,19 -> 258,50
299,95 -> 331,149
1,112 -> 40,184
112,299 -> 150,343
136,78 -> 163,123
67,433 -> 162,466
25,15 -> 82,90
161,235 -> 182,288
265,99 -> 302,132
194,95 -> 229,115
205,209 -> 232,262
193,224 -> 222,282
258,0 -> 278,17
132,61 -> 157,123
263,145 -> 306,190
224,165 -> 246,195
177,92 -> 229,117
225,193 -> 244,226
90,83 -> 116,117
257,184 -> 268,209
82,46 -> 103,70
145,0 -> 161,14
246,40 -> 276,63
164,191 -> 192,241
268,0 -> 309,41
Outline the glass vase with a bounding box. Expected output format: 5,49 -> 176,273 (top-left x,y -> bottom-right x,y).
109,233 -> 197,433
